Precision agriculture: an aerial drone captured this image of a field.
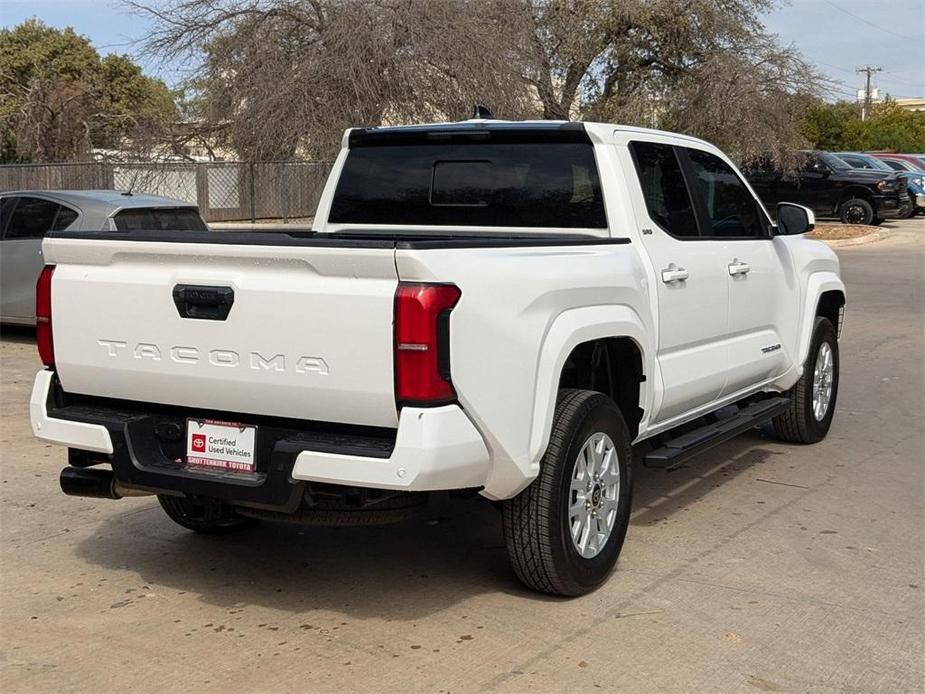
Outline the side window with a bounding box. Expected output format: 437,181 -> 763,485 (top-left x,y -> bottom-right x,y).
0,197 -> 17,237
52,205 -> 79,230
4,196 -> 61,240
684,148 -> 765,239
629,141 -> 699,238
882,159 -> 905,171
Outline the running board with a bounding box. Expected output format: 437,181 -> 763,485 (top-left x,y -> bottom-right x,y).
644,397 -> 791,469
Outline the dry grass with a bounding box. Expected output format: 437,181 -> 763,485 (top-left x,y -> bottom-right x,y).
807,223 -> 880,240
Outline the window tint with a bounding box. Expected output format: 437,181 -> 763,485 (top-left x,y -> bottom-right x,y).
629,141 -> 699,238
818,152 -> 849,170
685,148 -> 765,238
112,207 -> 207,232
882,159 -> 905,171
0,197 -> 17,236
52,205 -> 79,230
4,196 -> 60,240
329,143 -> 606,228
840,155 -> 869,169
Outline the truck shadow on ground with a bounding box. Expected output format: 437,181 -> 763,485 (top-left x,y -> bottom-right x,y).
73,429 -> 782,620
0,324 -> 35,345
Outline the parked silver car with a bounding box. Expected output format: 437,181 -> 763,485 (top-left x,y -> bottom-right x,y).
1,190 -> 208,325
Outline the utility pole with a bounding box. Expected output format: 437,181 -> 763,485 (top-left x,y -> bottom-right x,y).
856,66 -> 882,121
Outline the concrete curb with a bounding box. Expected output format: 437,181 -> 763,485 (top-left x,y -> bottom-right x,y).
814,229 -> 890,248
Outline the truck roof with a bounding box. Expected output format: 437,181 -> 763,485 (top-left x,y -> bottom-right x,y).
346,119 -> 716,150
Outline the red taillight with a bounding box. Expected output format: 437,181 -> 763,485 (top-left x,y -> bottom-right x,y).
36,265 -> 55,367
394,282 -> 461,406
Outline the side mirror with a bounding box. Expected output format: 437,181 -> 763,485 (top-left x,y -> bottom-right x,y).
776,202 -> 815,236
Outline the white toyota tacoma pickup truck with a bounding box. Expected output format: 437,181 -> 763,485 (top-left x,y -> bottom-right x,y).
31,120 -> 845,596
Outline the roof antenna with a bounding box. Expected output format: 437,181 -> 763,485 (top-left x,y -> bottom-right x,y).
472,104 -> 494,120
121,170 -> 138,196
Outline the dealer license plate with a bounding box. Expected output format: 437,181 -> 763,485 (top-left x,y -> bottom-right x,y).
186,419 -> 257,472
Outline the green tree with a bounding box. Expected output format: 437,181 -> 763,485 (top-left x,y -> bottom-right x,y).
799,100 -> 860,151
800,98 -> 925,153
843,98 -> 925,152
0,19 -> 178,162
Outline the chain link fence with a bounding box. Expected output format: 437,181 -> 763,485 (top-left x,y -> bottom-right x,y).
0,161 -> 334,223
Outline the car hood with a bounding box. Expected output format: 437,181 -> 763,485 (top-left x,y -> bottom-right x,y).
837,168 -> 903,183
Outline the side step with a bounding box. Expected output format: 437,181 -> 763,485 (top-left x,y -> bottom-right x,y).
644,397 -> 790,469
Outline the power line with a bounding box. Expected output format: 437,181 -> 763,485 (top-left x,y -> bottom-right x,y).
820,0 -> 922,42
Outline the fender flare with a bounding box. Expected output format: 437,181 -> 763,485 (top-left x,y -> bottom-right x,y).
527,305 -> 652,465
797,272 -> 845,365
832,186 -> 876,215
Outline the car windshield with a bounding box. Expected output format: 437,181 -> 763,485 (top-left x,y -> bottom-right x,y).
819,152 -> 850,170
859,156 -> 893,172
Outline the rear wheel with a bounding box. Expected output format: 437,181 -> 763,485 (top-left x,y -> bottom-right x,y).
158,494 -> 260,534
502,389 -> 633,596
773,317 -> 839,444
839,198 -> 874,225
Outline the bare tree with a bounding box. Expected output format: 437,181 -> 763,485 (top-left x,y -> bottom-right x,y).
130,0 -> 824,166
524,0 -> 824,167
130,0 -> 538,159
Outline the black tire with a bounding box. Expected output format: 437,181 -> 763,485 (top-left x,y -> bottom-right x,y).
158,494 -> 260,534
773,317 -> 839,444
502,389 -> 633,596
839,197 -> 874,225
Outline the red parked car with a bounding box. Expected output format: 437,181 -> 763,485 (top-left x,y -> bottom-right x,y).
868,152 -> 925,172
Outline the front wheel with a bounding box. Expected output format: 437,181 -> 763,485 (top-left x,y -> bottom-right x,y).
839,198 -> 874,225
502,389 -> 633,596
773,317 -> 839,443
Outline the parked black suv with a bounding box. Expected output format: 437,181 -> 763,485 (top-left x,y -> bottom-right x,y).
745,151 -> 910,225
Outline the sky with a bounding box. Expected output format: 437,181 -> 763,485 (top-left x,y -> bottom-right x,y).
1,0 -> 924,99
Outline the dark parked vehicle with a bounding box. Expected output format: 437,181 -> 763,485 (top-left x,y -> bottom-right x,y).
745,151 -> 910,225
835,152 -> 923,218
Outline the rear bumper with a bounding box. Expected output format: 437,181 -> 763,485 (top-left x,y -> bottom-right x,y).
30,370 -> 490,510
292,406 -> 490,491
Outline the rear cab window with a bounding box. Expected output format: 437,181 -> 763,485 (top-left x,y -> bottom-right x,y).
111,207 -> 207,232
329,126 -> 607,229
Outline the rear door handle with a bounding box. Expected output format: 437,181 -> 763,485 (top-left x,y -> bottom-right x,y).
728,260 -> 751,276
661,265 -> 689,283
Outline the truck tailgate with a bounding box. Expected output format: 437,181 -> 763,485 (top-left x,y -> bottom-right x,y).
45,237 -> 399,428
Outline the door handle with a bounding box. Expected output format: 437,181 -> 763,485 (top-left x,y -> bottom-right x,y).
728,260 -> 751,276
173,284 -> 235,320
661,264 -> 689,283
